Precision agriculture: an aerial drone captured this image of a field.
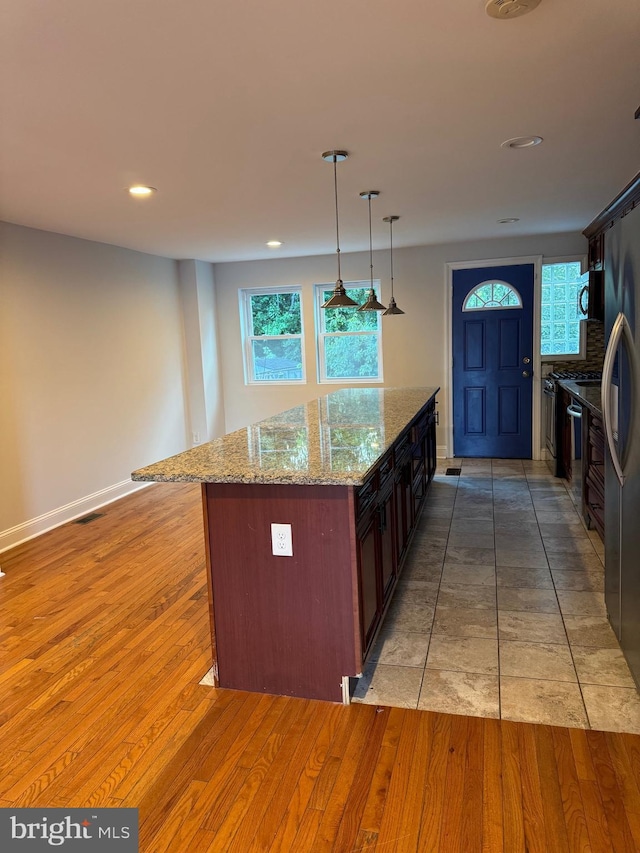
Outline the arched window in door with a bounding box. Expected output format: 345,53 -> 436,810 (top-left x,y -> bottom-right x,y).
463,280 -> 523,311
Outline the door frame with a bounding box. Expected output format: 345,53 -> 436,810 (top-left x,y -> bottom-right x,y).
445,255 -> 543,461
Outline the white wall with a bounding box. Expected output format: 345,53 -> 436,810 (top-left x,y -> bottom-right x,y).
214,231 -> 587,446
0,223 -> 190,550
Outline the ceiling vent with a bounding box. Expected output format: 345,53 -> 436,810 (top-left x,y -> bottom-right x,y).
485,0 -> 541,19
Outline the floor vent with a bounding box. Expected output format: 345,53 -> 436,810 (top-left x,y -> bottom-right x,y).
74,512 -> 104,525
445,467 -> 462,476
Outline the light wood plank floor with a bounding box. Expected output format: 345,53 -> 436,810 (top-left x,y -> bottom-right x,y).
2,483 -> 640,851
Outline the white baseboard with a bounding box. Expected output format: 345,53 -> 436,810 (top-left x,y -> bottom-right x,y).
0,479 -> 152,555
436,445 -> 449,459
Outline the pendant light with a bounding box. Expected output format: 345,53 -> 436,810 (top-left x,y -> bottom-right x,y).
321,151 -> 358,308
357,190 -> 386,312
382,216 -> 405,315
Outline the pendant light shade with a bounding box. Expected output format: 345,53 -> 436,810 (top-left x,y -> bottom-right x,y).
382,215 -> 405,315
358,191 -> 386,312
321,151 -> 358,309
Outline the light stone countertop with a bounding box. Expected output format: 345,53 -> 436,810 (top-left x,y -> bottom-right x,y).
132,386 -> 439,486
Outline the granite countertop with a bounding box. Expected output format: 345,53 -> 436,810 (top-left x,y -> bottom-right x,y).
132,386 -> 440,486
557,379 -> 602,417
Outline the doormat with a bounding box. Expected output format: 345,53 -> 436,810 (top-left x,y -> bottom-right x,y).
445,467 -> 462,476
74,512 -> 104,525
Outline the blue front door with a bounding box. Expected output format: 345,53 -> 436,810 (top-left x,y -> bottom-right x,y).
453,264 -> 534,458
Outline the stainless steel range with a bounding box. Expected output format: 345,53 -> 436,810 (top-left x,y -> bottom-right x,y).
543,370 -> 602,475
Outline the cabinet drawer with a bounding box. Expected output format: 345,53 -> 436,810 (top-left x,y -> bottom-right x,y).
356,478 -> 377,520
378,452 -> 394,489
394,432 -> 411,466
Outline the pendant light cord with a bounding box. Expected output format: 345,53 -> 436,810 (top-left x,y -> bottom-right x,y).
389,217 -> 394,298
333,156 -> 341,281
368,194 -> 374,288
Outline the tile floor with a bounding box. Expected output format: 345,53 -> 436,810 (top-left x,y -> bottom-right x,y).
352,457 -> 640,734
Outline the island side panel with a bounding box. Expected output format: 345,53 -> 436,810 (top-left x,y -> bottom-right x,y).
200,483 -> 219,686
204,482 -> 359,702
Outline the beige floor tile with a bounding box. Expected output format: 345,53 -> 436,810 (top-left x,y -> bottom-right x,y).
370,631 -> 430,668
500,640 -> 577,682
572,647 -> 636,688
427,635 -> 498,675
496,565 -> 553,589
352,663 -> 422,709
440,563 -> 496,587
392,582 -> 439,608
543,538 -> 600,556
535,510 -> 584,525
556,589 -> 606,617
432,605 -> 497,639
546,552 -> 604,571
563,615 -> 619,649
401,559 -> 443,584
418,670 -> 499,718
500,676 -> 588,728
447,532 -> 495,549
451,506 -> 494,521
582,684 -> 640,734
498,609 -> 567,643
496,549 -> 549,569
449,518 -> 494,535
497,587 -> 559,614
551,569 -> 604,592
384,599 -> 434,634
443,546 -> 496,567
494,519 -> 541,534
437,583 -> 496,610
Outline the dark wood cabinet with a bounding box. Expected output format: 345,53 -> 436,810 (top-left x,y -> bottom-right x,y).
356,510 -> 380,651
355,396 -> 437,656
583,410 -> 605,540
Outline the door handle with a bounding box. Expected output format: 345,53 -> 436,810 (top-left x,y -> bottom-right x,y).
601,312 -> 626,486
522,370 -> 531,378
578,284 -> 589,316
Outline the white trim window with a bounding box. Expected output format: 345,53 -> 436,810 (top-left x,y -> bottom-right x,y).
315,282 -> 383,383
239,286 -> 305,384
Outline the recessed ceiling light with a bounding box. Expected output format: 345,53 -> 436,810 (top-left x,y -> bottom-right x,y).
127,185 -> 157,197
266,240 -> 283,248
498,217 -> 520,224
501,136 -> 543,149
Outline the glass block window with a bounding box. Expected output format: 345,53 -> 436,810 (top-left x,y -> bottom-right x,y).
463,281 -> 522,311
240,287 -> 305,383
540,262 -> 587,356
315,282 -> 383,383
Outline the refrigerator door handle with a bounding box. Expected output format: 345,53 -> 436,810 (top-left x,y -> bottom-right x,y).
602,311 -> 627,486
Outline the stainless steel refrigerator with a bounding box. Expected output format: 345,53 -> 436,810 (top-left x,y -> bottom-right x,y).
602,201 -> 640,687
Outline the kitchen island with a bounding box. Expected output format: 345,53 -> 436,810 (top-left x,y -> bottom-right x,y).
132,386 -> 439,702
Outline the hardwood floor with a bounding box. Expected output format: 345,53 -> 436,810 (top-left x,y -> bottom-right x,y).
2,482 -> 640,851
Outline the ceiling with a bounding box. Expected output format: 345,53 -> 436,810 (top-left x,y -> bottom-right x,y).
1,0 -> 639,263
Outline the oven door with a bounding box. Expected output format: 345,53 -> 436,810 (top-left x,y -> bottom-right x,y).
544,385 -> 557,472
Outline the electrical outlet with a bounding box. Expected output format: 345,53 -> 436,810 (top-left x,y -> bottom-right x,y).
193,432 -> 200,444
271,523 -> 293,557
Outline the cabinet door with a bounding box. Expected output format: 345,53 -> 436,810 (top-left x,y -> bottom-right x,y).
395,459 -> 413,562
379,488 -> 396,602
357,514 -> 380,651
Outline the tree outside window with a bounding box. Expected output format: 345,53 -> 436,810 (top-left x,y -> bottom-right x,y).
240,287 -> 305,383
316,283 -> 383,383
